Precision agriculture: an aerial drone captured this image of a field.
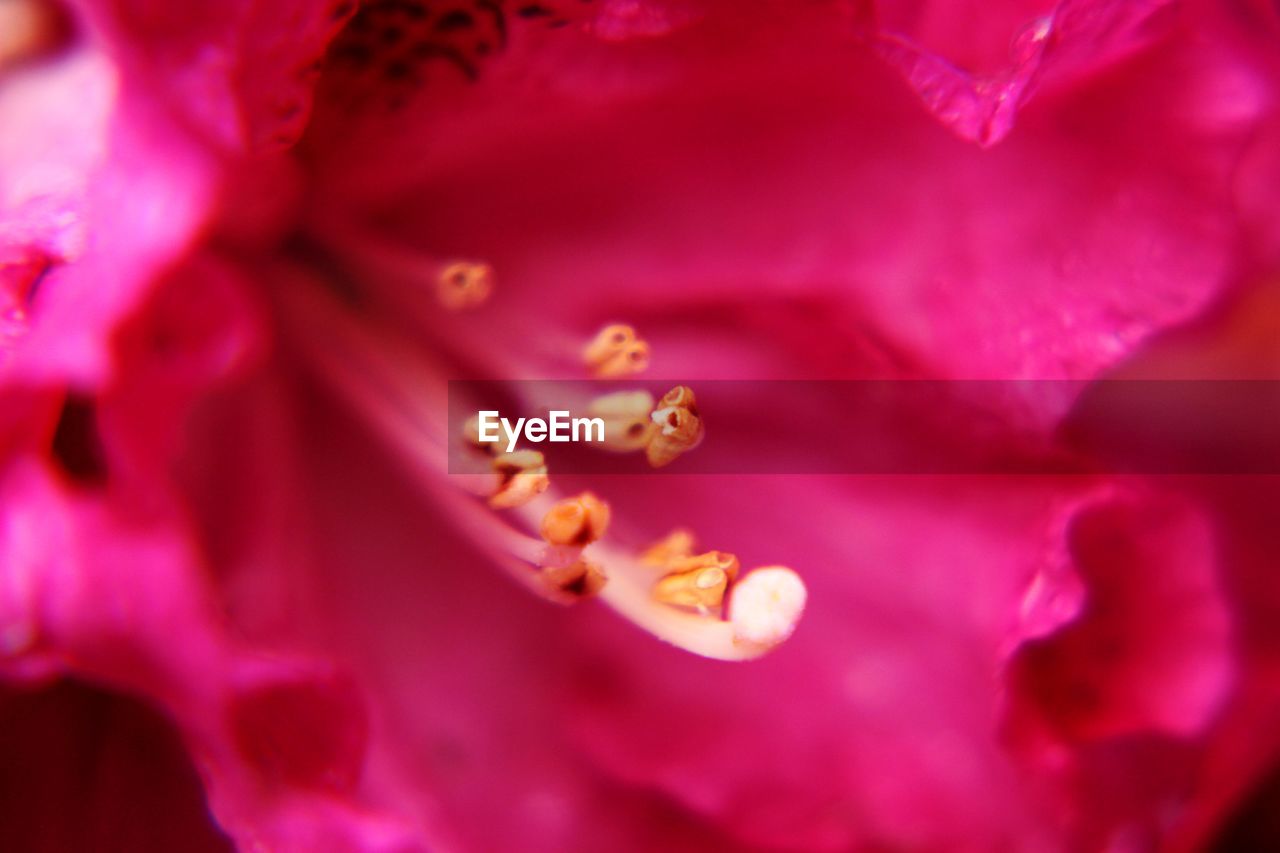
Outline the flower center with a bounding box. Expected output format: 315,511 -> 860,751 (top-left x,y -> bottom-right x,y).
322,0 -> 599,106
281,215 -> 804,661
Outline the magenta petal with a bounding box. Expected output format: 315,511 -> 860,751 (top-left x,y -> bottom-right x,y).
227,662 -> 369,794
861,0 -> 1179,144
1005,492 -> 1233,745
74,0 -> 353,151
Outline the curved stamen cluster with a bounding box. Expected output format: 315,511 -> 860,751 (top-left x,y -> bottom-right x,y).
281,235 -> 805,660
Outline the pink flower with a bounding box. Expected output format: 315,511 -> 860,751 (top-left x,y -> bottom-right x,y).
2,0 -> 1279,850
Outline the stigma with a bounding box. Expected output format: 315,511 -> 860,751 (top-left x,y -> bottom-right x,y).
729,567 -> 807,649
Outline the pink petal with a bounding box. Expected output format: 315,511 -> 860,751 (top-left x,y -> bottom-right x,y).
1004,492 -> 1233,745
858,0 -> 1180,145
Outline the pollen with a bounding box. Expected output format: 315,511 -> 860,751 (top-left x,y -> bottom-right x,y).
541,559 -> 608,601
651,550 -> 740,611
587,390 -> 657,451
729,567 -> 807,648
583,324 -> 650,378
489,450 -> 549,508
540,492 -> 611,546
436,261 -> 493,311
640,528 -> 696,567
645,385 -> 703,468
462,413 -> 498,454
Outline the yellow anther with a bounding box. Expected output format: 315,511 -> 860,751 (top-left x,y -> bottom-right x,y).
541,560 -> 608,601
645,385 -> 703,468
587,390 -> 657,451
462,414 -> 498,454
489,450 -> 549,508
640,528 -> 696,567
437,261 -> 494,311
657,385 -> 697,411
463,413 -> 514,455
583,324 -> 650,378
651,551 -> 740,610
540,492 -> 611,546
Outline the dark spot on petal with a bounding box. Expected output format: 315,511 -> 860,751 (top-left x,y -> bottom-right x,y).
332,41 -> 373,66
51,396 -> 107,485
0,681 -> 233,853
517,4 -> 552,18
1214,758 -> 1280,852
436,9 -> 475,31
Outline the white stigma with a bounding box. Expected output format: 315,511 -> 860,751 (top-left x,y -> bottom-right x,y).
729,567 -> 807,649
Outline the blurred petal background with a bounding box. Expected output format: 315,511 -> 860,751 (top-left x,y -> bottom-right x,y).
2,0 -> 1280,850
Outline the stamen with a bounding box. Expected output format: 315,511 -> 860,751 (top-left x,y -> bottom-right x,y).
541,559 -> 608,601
462,412 -> 507,455
728,567 -> 807,649
651,551 -> 740,611
640,528 -> 696,566
587,390 -> 657,451
436,261 -> 493,311
583,324 -> 650,378
490,450 -> 549,508
276,272 -> 805,659
540,492 -> 610,546
462,414 -> 487,452
646,385 -> 703,468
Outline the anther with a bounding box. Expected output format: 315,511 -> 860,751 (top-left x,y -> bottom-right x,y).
540,492 -> 611,546
583,324 -> 650,378
490,450 -> 549,508
541,559 -> 608,601
437,261 -> 493,311
640,528 -> 696,567
462,413 -> 509,455
646,385 -> 703,468
462,414 -> 491,453
729,567 -> 807,649
587,390 -> 657,451
651,551 -> 740,611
